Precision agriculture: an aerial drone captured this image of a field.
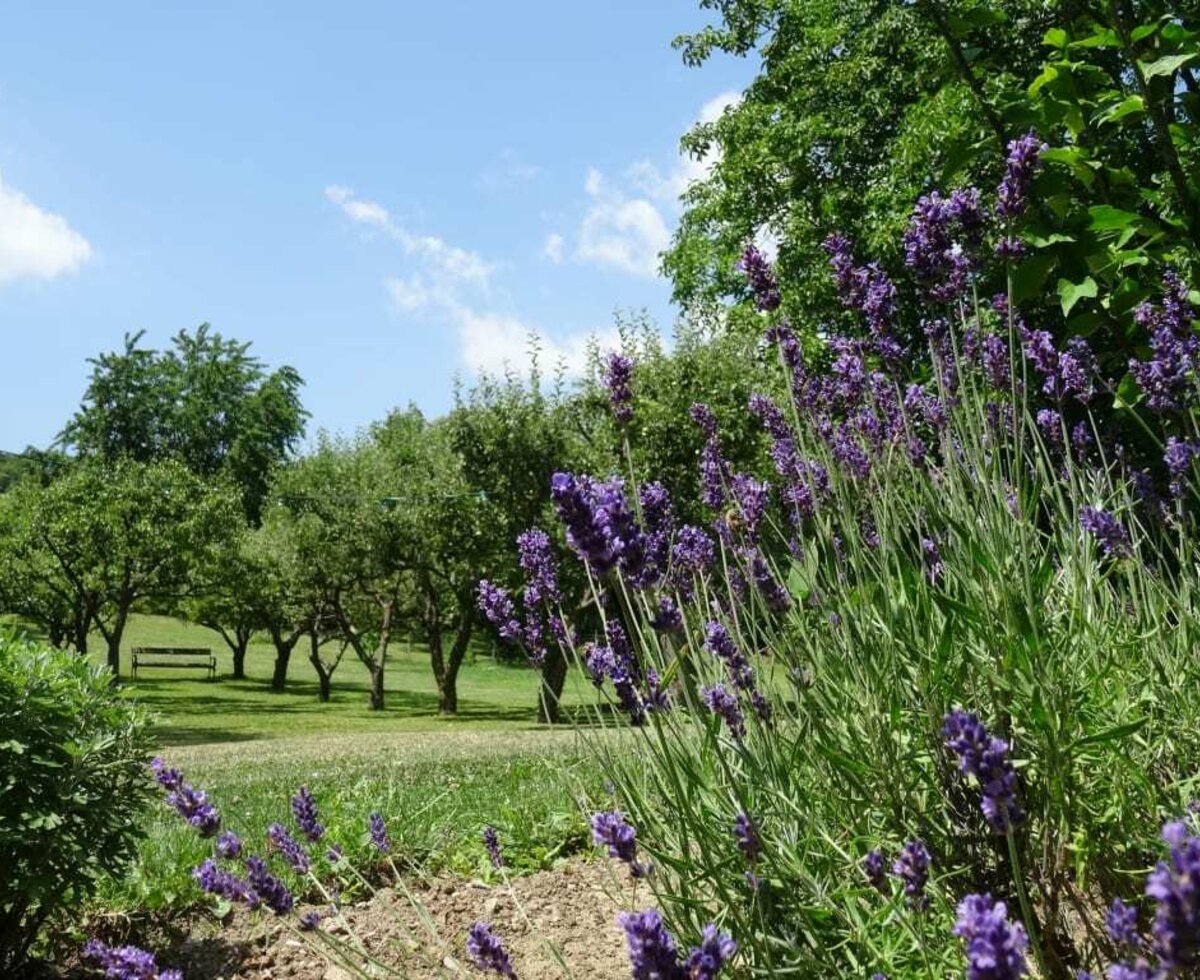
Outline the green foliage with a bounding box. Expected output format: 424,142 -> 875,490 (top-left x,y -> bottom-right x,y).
60,326 -> 307,522
0,630 -> 153,970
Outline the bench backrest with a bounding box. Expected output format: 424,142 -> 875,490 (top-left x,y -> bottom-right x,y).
132,647 -> 212,657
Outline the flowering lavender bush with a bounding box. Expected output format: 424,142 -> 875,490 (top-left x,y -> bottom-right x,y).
474,138 -> 1200,978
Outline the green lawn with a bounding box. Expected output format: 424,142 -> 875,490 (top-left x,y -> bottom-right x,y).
90,615 -> 596,746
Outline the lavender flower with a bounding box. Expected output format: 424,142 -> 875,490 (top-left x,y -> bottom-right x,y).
1108,959 -> 1161,980
673,524 -> 716,575
82,939 -> 180,980
1146,820 -> 1200,971
1108,898 -> 1142,948
245,855 -> 294,915
517,528 -> 562,604
864,850 -> 889,893
922,536 -> 944,585
892,840 -> 931,909
953,894 -> 1029,980
466,922 -> 518,979
216,831 -> 242,861
904,188 -> 985,302
1080,506 -> 1132,559
651,596 -> 684,633
822,233 -> 899,342
619,910 -> 685,980
730,474 -> 770,539
701,683 -> 746,740
150,757 -> 220,838
267,822 -> 310,874
704,622 -> 754,690
193,858 -> 254,905
942,709 -> 1024,832
291,786 -> 324,842
684,924 -> 737,980
477,580 -> 521,641
368,812 -> 391,853
733,812 -> 760,863
1164,437 -> 1200,498
741,244 -> 781,311
996,130 -> 1046,221
299,910 -> 322,931
591,811 -> 647,876
483,826 -> 504,869
603,351 -> 636,425
584,644 -> 616,687
550,473 -> 644,577
1129,271 -> 1198,411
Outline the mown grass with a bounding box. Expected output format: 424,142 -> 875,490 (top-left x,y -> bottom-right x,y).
95,729 -> 605,914
79,614 -> 597,746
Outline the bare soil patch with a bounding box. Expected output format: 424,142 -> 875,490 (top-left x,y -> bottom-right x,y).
154,859 -> 641,979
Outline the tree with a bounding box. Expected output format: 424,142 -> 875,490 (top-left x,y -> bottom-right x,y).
5,461 -> 238,676
189,526 -> 271,680
61,326 -> 307,522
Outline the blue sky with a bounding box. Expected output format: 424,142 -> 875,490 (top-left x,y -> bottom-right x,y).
0,1 -> 753,451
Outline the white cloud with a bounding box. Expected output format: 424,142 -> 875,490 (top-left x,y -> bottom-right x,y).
456,306 -> 619,376
576,173 -> 671,278
325,184 -> 494,286
0,171 -> 92,286
384,274 -> 432,311
542,232 -> 564,264
478,148 -> 545,190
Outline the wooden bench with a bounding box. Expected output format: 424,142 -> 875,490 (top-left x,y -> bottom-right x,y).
131,647 -> 216,680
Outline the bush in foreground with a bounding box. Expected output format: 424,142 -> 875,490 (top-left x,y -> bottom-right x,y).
0,630 -> 153,971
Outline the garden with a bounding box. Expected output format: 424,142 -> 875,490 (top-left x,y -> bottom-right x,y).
5,2 -> 1200,979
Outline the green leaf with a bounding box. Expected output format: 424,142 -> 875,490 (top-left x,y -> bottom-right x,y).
1141,52 -> 1198,80
1029,65 -> 1059,96
1088,205 -> 1141,231
1098,95 -> 1145,125
1114,372 -> 1143,410
1043,27 -> 1069,48
1074,717 -> 1148,748
1058,276 -> 1098,316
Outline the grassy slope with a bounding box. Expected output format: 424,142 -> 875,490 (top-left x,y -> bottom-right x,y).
94,615 -> 594,746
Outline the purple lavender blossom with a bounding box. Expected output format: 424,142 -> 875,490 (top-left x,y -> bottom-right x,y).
1164,437 -> 1200,498
291,786 -> 324,843
299,910 -> 322,931
483,826 -> 504,869
921,537 -> 944,586
821,233 -> 900,343
704,622 -> 755,690
1036,409 -> 1063,446
1129,271 -> 1199,411
216,831 -> 242,861
996,130 -> 1046,221
733,812 -> 760,863
892,840 -> 931,909
267,822 -> 310,874
953,894 -> 1029,980
741,244 -> 781,312
150,758 -> 221,838
477,580 -> 521,642
730,474 -> 770,539
517,528 -> 561,604
1080,506 -> 1132,559
1108,959 -> 1161,980
645,670 -> 671,713
673,525 -> 716,575
194,858 -> 254,905
1108,898 -> 1142,948
603,352 -> 636,425
651,596 -> 684,633
942,709 -> 1025,832
619,910 -> 685,980
591,811 -> 648,876
864,850 -> 889,893
368,812 -> 391,853
466,922 -> 518,979
550,473 -> 644,577
684,924 -> 737,980
1146,820 -> 1200,971
82,939 -> 180,980
701,683 -> 746,740
245,856 -> 293,914
584,644 -> 616,687
904,188 -> 985,302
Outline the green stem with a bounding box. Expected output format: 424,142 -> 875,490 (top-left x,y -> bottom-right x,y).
1005,828 -> 1048,978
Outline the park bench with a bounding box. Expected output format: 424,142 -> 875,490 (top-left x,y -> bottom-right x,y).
131,646 -> 216,680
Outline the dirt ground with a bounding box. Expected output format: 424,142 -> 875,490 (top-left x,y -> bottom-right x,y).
151,859 -> 644,979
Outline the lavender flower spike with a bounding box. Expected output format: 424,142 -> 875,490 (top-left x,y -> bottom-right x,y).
1146,820 -> 1200,972
740,244 -> 781,312
602,351 -> 636,425
1080,506 -> 1132,559
483,825 -> 505,869
864,850 -> 889,894
893,840 -> 931,909
291,786 -> 324,842
954,894 -> 1029,980
83,938 -> 181,980
685,924 -> 737,980
149,757 -> 221,838
592,810 -> 648,877
943,709 -> 1024,832
619,910 -> 684,980
466,922 -> 518,979
368,811 -> 391,853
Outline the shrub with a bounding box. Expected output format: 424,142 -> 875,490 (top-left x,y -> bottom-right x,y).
0,630 -> 153,970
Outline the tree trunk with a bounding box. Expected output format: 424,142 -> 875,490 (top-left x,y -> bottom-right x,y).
431,601 -> 473,715
537,643 -> 569,724
369,663 -> 385,711
103,600 -> 131,678
269,627 -> 298,691
232,640 -> 248,680
308,631 -> 332,703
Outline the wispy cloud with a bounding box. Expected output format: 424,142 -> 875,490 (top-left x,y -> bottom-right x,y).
477,148 -> 545,190
0,171 -> 92,286
328,184 -> 616,377
568,91 -> 740,279
542,232 -> 565,264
